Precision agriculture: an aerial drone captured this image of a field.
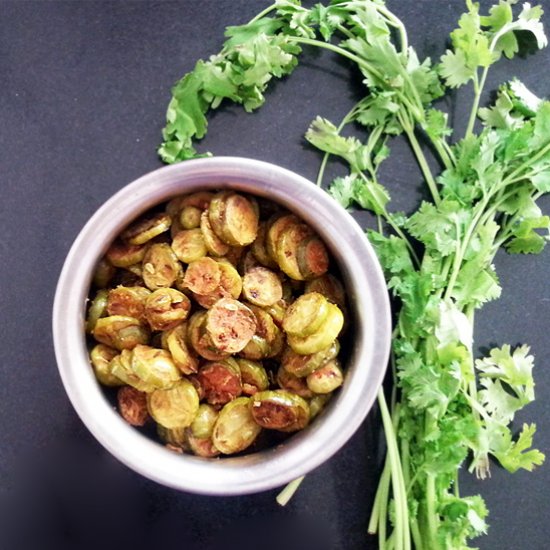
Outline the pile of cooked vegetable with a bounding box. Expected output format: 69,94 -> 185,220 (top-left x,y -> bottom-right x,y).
155,0 -> 549,548
86,189 -> 348,457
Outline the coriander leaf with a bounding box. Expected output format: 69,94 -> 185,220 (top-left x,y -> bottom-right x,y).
505,214 -> 550,253
528,101 -> 550,149
328,175 -> 356,209
494,423 -> 545,473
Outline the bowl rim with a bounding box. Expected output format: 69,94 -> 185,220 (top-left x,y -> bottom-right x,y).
52,156 -> 391,495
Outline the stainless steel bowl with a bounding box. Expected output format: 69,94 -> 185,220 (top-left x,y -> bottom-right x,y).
52,157 -> 391,495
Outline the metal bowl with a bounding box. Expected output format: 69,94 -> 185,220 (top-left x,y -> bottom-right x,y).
52,157 -> 391,495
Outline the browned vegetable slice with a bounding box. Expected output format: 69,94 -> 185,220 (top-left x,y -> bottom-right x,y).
92,315 -> 150,350
281,340 -> 340,377
250,390 -> 310,432
144,288 -> 191,331
106,286 -> 151,320
205,298 -> 257,353
242,267 -> 283,307
218,193 -> 259,246
117,386 -> 150,426
262,299 -> 288,327
235,358 -> 269,395
306,359 -> 344,394
250,221 -> 278,268
266,213 -> 300,262
239,305 -> 284,360
282,292 -> 329,337
121,212 -> 172,245
142,243 -> 181,290
183,256 -> 221,295
200,210 -> 230,256
207,190 -> 232,240
192,259 -> 243,309
275,221 -> 313,281
212,397 -> 262,455
305,273 -> 346,309
187,311 -> 231,361
296,235 -> 329,279
164,323 -> 199,375
186,433 -> 221,458
197,358 -> 242,406
106,240 -> 148,268
180,191 -> 214,210
172,228 -> 207,263
276,366 -> 313,398
287,303 -> 344,355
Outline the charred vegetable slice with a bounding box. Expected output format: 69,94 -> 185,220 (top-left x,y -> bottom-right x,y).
250,390 -> 310,432
197,358 -> 243,406
183,257 -> 221,295
242,266 -> 283,307
296,234 -> 329,279
106,286 -> 151,321
144,288 -> 191,331
205,298 -> 257,353
187,310 -> 231,361
117,386 -> 150,426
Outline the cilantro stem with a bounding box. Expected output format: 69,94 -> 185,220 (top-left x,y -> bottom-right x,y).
247,3 -> 278,24
465,69 -> 488,139
377,390 -> 411,550
398,111 -> 441,205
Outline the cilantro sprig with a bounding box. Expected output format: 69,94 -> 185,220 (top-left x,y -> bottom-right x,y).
158,1 -> 548,548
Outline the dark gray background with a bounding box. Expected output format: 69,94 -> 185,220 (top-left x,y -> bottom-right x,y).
0,1 -> 548,549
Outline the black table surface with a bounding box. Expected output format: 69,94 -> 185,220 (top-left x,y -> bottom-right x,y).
1,1 -> 549,549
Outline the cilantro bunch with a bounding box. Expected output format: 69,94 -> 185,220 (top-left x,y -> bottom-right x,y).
158,1 -> 549,548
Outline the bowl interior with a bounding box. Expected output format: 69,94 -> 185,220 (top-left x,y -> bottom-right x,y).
52,157 -> 391,495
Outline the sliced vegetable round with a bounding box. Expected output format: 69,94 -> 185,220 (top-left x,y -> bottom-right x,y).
183,257 -> 221,295
164,323 -> 199,375
121,212 -> 172,245
92,315 -> 150,351
172,228 -> 208,263
282,292 -> 329,337
106,286 -> 150,321
117,386 -> 150,426
144,288 -> 191,331
197,358 -> 242,406
250,390 -> 310,432
212,397 -> 262,454
147,378 -> 200,429
287,303 -> 344,355
205,298 -> 257,353
306,359 -> 344,394
90,343 -> 122,386
142,243 -> 181,290
242,267 -> 283,307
